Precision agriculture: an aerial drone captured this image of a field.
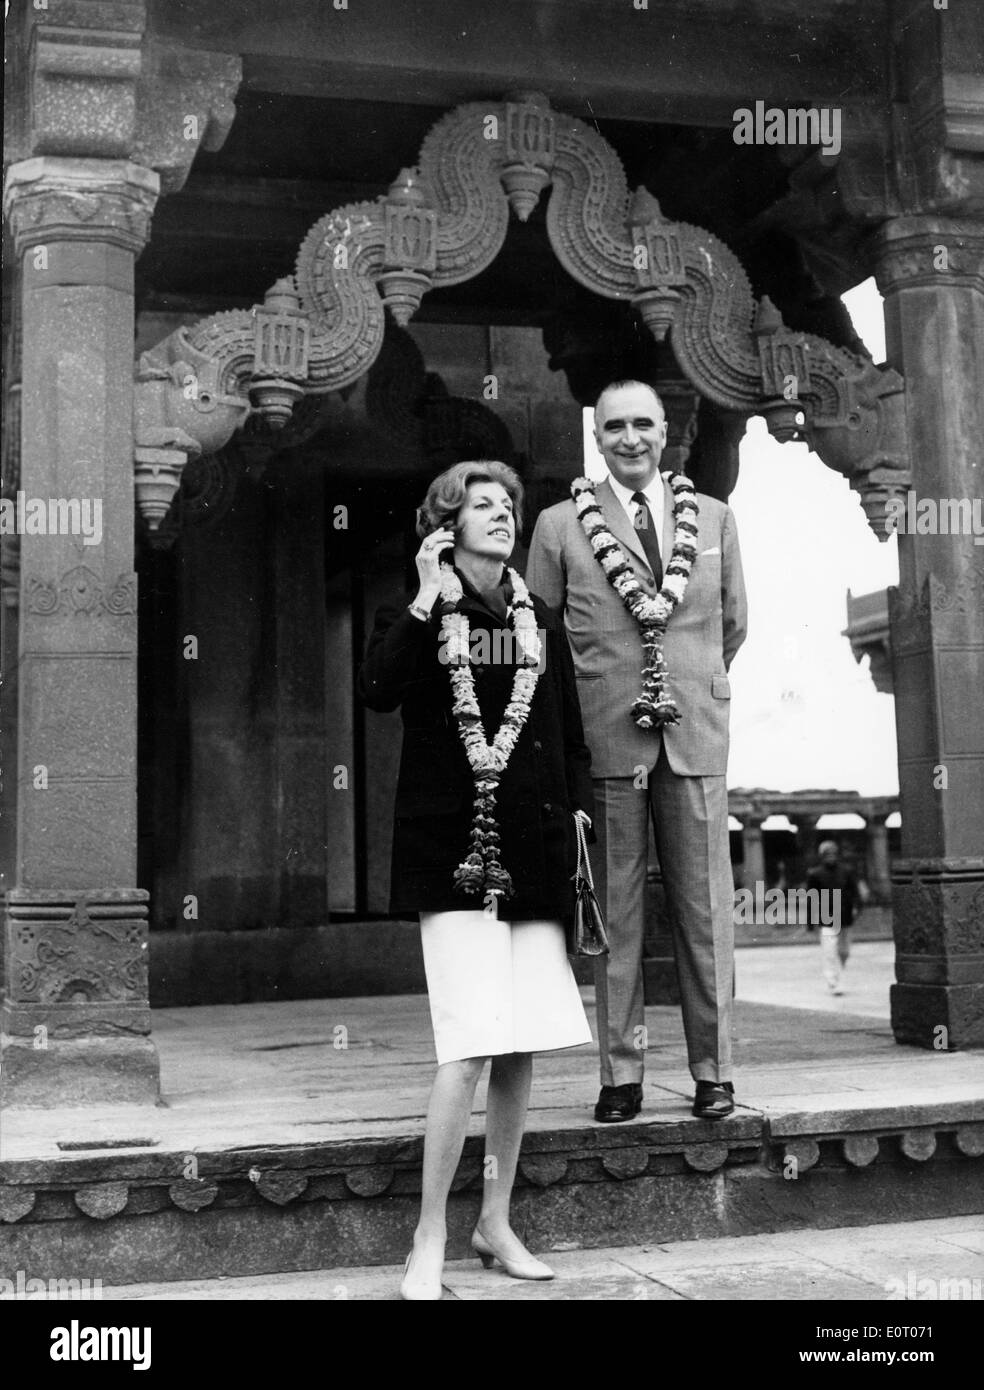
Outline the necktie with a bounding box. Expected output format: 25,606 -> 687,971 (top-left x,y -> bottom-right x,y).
631,491 -> 663,588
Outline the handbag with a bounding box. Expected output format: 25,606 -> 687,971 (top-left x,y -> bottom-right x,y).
567,812 -> 610,957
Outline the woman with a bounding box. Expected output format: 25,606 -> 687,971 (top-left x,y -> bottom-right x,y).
358,459 -> 594,1301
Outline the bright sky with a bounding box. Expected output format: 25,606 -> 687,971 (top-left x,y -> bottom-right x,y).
582,277 -> 899,796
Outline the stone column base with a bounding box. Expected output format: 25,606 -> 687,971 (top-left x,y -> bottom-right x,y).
0,1035 -> 160,1109
890,984 -> 984,1051
3,888 -> 160,1107
891,859 -> 984,1050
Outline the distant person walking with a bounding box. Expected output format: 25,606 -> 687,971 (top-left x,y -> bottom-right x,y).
806,841 -> 861,995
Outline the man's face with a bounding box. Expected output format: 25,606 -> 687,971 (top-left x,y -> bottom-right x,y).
594,384 -> 668,490
821,847 -> 839,866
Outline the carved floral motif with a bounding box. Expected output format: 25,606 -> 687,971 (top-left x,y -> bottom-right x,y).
6,893 -> 149,1013
25,565 -> 136,617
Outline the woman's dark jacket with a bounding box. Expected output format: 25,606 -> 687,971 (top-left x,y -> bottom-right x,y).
357,574 -> 595,920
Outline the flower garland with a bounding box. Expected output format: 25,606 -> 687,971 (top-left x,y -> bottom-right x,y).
440,563 -> 541,907
571,472 -> 698,728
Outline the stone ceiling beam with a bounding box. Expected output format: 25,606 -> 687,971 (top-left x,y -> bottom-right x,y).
151,0 -> 887,127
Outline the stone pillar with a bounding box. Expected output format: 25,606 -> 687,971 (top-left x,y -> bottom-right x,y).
271,455 -> 329,926
792,814 -> 820,882
1,157 -> 160,1106
865,817 -> 892,905
686,397 -> 747,502
741,817 -> 767,892
874,216 -> 984,1048
1,281 -> 23,900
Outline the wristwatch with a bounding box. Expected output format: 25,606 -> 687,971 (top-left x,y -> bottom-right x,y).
407,602 -> 431,623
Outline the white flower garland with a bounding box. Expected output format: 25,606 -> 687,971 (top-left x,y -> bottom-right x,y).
440,563 -> 541,905
572,472 -> 698,728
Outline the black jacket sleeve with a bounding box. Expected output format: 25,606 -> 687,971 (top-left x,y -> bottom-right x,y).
356,603 -> 434,712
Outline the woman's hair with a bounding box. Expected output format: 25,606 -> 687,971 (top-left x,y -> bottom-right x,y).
415,460 -> 524,540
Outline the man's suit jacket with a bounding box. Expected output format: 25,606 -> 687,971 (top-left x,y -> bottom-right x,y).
526,474 -> 748,778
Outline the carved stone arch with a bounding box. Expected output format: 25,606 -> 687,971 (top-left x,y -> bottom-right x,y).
135,89 -> 910,539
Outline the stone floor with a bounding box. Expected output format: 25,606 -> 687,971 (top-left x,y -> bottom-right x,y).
3,942 -> 982,1161
99,1215 -> 984,1300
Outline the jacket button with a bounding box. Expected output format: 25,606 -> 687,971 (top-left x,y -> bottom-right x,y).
543,802 -> 553,813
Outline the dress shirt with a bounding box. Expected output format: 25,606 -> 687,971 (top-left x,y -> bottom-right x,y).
606,471 -> 665,561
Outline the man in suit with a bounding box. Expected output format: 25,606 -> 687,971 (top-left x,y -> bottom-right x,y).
526,380 -> 748,1121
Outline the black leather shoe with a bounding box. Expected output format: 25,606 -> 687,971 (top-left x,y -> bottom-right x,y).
594,1083 -> 643,1123
692,1080 -> 735,1120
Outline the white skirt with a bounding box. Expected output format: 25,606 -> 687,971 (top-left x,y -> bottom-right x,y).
419,910 -> 593,1065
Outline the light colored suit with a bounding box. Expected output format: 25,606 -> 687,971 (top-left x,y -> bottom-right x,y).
526,474 -> 748,1086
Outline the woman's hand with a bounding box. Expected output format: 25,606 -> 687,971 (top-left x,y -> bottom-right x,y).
414,527 -> 455,609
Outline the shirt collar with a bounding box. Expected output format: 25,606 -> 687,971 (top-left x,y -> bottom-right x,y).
607,471 -> 666,511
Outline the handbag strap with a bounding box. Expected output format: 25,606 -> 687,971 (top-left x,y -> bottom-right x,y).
573,812 -> 594,890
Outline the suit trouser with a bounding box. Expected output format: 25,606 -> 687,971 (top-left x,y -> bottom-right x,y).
591,742 -> 735,1086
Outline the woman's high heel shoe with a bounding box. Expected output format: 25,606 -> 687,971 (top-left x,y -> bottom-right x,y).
471,1227 -> 555,1280
399,1246 -> 444,1301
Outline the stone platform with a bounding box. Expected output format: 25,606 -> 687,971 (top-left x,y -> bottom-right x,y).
1,945 -> 982,1286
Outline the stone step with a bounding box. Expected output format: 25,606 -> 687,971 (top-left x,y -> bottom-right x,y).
3,1101 -> 982,1286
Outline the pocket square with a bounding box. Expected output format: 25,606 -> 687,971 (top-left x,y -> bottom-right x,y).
700,546 -> 720,556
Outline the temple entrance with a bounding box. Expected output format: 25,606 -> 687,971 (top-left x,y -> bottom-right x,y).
3,65 -> 982,1115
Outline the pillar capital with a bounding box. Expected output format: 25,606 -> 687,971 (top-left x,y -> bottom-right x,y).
872,216 -> 984,297
3,156 -> 159,257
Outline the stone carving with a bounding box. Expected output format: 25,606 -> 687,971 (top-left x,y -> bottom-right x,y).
682,1144 -> 729,1173
889,565 -> 984,653
893,870 -> 984,957
138,90 -> 909,538
781,1138 -> 821,1171
168,1179 -> 219,1212
134,309 -> 252,527
295,198 -> 389,393
900,1130 -> 937,1162
249,280 -> 312,428
517,1155 -> 568,1187
600,1149 -> 650,1180
5,892 -> 150,1029
25,566 -> 137,618
955,1125 -> 984,1158
132,42 -> 241,196
26,15 -> 143,162
74,1183 -> 130,1219
417,99 -> 512,280
252,1171 -> 309,1206
345,1167 -> 395,1198
15,4 -> 242,193
0,1187 -> 36,1223
3,157 -> 160,256
841,1135 -> 880,1167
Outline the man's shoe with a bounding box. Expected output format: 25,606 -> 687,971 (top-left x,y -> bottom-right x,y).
594,1083 -> 643,1123
692,1080 -> 735,1120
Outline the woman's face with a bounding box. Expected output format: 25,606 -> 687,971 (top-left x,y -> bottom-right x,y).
453,481 -> 516,562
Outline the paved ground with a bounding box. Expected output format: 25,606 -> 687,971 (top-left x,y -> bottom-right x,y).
5,941 -> 981,1160
737,937 -> 892,1019
100,1216 -> 983,1300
